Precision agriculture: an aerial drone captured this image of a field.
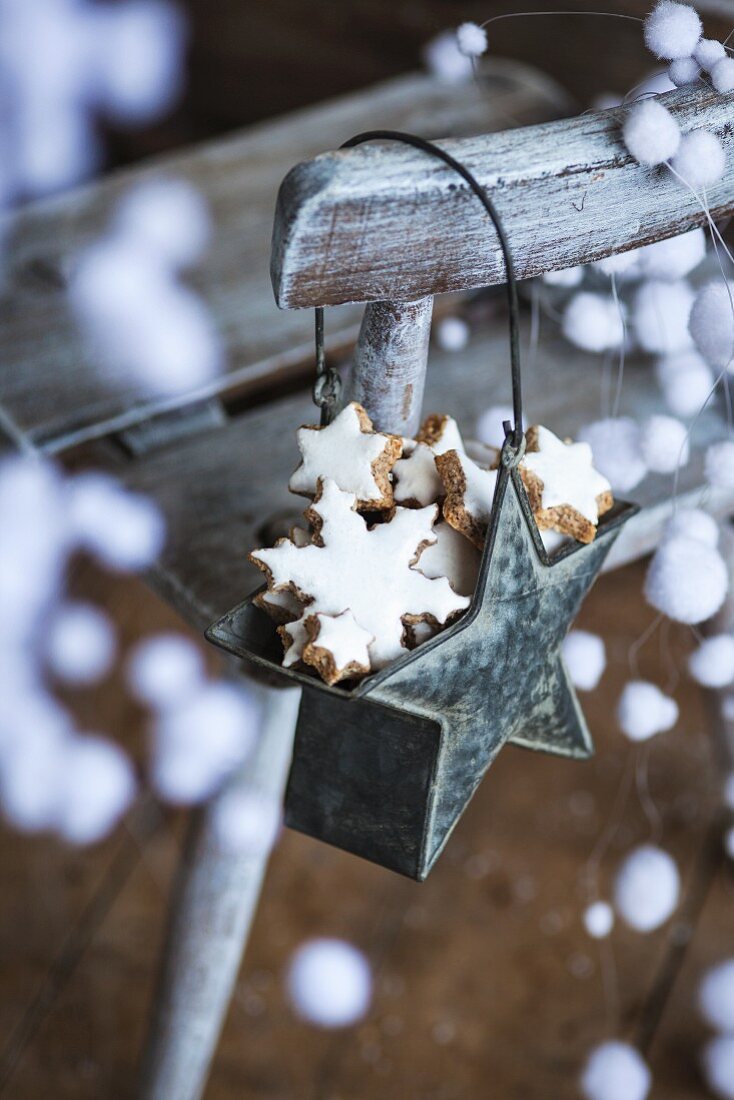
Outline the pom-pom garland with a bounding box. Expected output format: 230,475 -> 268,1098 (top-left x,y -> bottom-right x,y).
475,404 -> 515,450
623,100 -> 681,166
643,2 -> 702,61
688,635 -> 734,688
577,418 -> 647,493
670,130 -> 727,190
614,844 -> 680,931
456,22 -> 487,58
711,57 -> 734,95
562,292 -> 625,352
645,535 -> 729,623
689,282 -> 734,371
583,900 -> 615,939
705,442 -> 734,490
695,39 -> 727,70
435,315 -> 470,352
211,787 -> 282,855
423,30 -> 474,83
580,1041 -> 651,1100
699,959 -> 734,1031
617,680 -> 678,741
701,1035 -> 734,1100
563,631 -> 606,692
46,602 -> 117,685
287,938 -> 372,1027
636,228 -> 705,281
543,266 -> 584,288
668,57 -> 700,86
633,280 -> 694,355
639,414 -> 689,473
127,633 -> 206,710
656,351 -> 714,417
665,507 -> 719,547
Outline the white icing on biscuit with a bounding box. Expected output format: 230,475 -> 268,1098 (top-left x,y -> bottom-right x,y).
394,415 -> 465,506
456,453 -> 499,530
521,426 -> 611,524
417,521 -> 481,597
252,479 -> 469,669
464,439 -> 498,468
307,610 -> 373,675
281,616 -> 309,667
289,401 -> 398,506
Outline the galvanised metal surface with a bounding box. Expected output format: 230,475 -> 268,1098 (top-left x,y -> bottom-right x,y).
207,467 -> 637,879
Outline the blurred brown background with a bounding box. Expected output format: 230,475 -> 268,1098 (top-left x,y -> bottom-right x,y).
2,1 -> 734,1098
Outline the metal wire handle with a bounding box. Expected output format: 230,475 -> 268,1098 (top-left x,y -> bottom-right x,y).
312,129 -> 524,452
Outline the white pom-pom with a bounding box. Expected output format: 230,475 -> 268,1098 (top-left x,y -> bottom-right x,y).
46,602 -> 117,685
623,100 -> 681,166
577,418 -> 647,493
55,736 -> 136,845
542,266 -> 584,288
688,635 -> 734,688
656,350 -> 714,417
724,772 -> 734,809
475,404 -> 514,449
726,827 -> 734,860
580,1041 -> 651,1100
127,633 -> 206,710
636,228 -> 706,281
637,69 -> 677,97
423,31 -> 473,83
668,57 -> 701,86
705,442 -> 734,490
633,280 -> 694,355
614,844 -> 680,931
689,282 -> 734,370
645,535 -> 729,623
618,680 -> 678,741
435,316 -> 469,352
583,900 -> 615,939
639,414 -> 689,473
287,939 -> 372,1027
456,22 -> 487,58
562,292 -> 625,352
665,507 -> 719,547
68,473 -> 166,571
211,787 -> 282,854
699,959 -> 734,1031
644,2 -> 702,60
113,179 -> 211,269
94,0 -> 187,125
563,631 -> 606,691
712,57 -> 734,94
151,683 -> 260,804
670,130 -> 727,190
593,250 -> 640,277
702,1036 -> 734,1100
0,703 -> 70,831
695,39 -> 727,70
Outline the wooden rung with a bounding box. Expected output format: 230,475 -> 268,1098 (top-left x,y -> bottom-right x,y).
272,86 -> 734,309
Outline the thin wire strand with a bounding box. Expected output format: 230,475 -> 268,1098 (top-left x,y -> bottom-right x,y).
609,271 -> 627,418
328,130 -> 524,446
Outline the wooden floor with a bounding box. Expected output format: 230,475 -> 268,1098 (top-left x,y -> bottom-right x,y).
0,557 -> 730,1099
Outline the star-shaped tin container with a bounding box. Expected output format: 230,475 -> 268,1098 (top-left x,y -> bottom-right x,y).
207,447 -> 637,881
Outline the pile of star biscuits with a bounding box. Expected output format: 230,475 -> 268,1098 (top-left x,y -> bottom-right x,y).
250,402 -> 613,686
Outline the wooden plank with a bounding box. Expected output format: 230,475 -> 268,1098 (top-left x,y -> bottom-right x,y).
122,320 -> 734,632
273,86 -> 734,308
1,561 -> 726,1099
0,63 -> 569,452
